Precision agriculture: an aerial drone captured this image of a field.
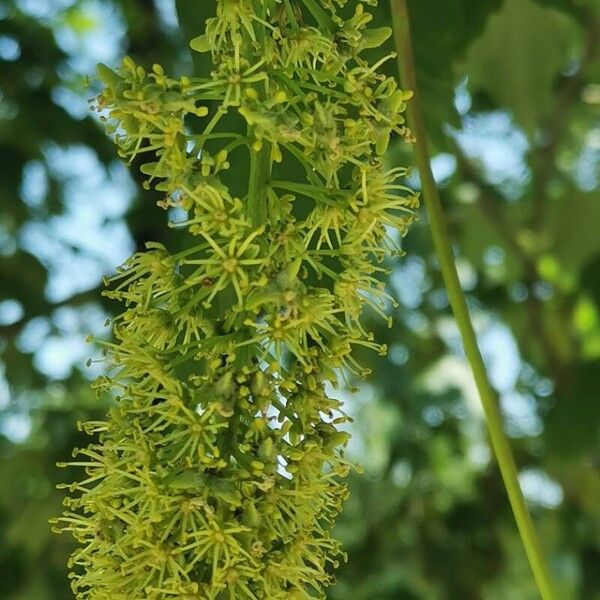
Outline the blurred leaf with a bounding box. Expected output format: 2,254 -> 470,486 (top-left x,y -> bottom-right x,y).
399,0 -> 503,143
581,254 -> 600,305
61,8 -> 98,34
455,201 -> 525,283
545,191 -> 600,270
546,361 -> 600,459
466,0 -> 579,133
175,0 -> 217,77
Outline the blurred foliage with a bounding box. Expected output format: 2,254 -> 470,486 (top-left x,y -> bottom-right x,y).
0,0 -> 598,599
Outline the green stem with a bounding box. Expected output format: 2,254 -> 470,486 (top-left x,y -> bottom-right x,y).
247,139 -> 272,227
390,3 -> 558,599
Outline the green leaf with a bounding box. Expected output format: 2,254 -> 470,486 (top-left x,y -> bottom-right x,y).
545,191 -> 600,270
466,0 -> 579,133
165,470 -> 205,490
165,471 -> 242,506
546,361 -> 600,459
209,478 -> 243,506
300,0 -> 334,31
361,27 -> 392,50
96,63 -> 123,88
390,0 -> 504,144
456,202 -> 525,283
175,0 -> 218,77
581,254 -> 600,306
190,34 -> 211,53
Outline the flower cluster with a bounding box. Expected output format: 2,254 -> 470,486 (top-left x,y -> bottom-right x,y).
54,1 -> 418,598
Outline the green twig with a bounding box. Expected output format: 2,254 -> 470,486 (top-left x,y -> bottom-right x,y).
390,2 -> 559,599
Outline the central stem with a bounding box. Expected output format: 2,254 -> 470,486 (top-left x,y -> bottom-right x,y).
247,138 -> 272,227
390,2 -> 558,599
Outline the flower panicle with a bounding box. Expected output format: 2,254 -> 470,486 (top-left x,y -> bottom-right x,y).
57,1 -> 418,598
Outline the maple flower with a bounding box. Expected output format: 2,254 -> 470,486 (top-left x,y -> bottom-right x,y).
53,1 -> 418,599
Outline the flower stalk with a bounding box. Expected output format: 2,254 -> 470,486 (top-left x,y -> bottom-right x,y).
390,2 -> 559,599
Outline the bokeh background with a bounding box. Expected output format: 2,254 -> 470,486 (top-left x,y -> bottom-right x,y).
0,0 -> 598,598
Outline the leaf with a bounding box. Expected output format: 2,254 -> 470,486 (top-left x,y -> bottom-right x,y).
189,34 -> 211,53
140,161 -> 170,178
531,0 -> 590,21
61,7 -> 98,34
165,471 -> 242,506
545,361 -> 600,459
361,27 -> 392,50
165,470 -> 205,490
300,0 -> 334,31
581,254 -> 600,306
545,191 -> 600,270
209,478 -> 243,506
466,0 -> 579,133
175,0 -> 218,77
455,202 -> 525,283
380,0 -> 504,144
96,63 -> 123,88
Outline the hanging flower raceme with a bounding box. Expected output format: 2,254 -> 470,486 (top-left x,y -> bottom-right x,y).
53,1 -> 418,598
